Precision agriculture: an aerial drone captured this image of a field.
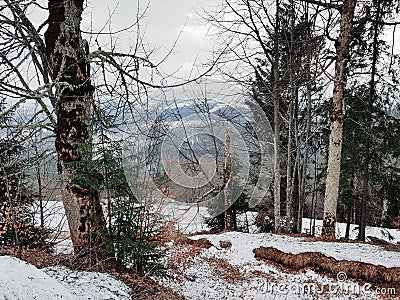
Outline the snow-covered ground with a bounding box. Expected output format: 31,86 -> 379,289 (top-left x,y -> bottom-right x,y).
25,201 -> 399,300
2,231 -> 397,300
157,231 -> 400,300
0,256 -> 131,300
33,200 -> 69,233
191,231 -> 400,267
160,201 -> 211,234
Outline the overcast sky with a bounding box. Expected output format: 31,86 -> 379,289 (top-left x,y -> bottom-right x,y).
31,0 -> 399,88
82,0 -> 215,80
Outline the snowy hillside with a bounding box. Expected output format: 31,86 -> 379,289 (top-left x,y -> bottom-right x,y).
158,231 -> 400,300
0,256 -> 131,300
25,201 -> 400,300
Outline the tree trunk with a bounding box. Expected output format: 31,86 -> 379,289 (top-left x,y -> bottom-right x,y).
273,0 -> 281,233
285,0 -> 296,233
381,198 -> 388,227
294,94 -> 303,233
224,127 -> 234,230
286,95 -> 294,232
45,0 -> 106,254
34,144 -> 44,228
299,11 -> 313,233
345,204 -> 352,239
359,170 -> 368,240
311,141 -> 319,236
322,0 -> 357,238
359,1 -> 381,241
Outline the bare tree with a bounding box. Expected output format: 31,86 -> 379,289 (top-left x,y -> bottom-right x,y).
320,0 -> 357,237
0,0 -> 212,256
203,0 -> 332,234
202,0 -> 286,232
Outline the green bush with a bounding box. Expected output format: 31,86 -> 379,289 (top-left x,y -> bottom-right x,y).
68,135 -> 166,275
104,200 -> 165,276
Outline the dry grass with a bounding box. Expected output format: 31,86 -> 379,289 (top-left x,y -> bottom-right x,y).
254,246 -> 400,290
205,256 -> 246,284
383,244 -> 400,252
173,235 -> 213,249
219,241 -> 232,249
118,273 -> 185,300
165,246 -> 203,273
302,235 -> 343,243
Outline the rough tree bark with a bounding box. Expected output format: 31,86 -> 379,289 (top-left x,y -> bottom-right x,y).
273,0 -> 282,233
285,96 -> 294,232
224,127 -> 234,230
44,0 -> 106,254
299,39 -> 313,233
299,5 -> 314,233
322,0 -> 357,238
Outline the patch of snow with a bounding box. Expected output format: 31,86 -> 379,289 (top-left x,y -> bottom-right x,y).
158,232 -> 387,300
162,259 -> 379,300
33,200 -> 69,233
51,238 -> 74,255
0,256 -> 74,299
44,267 -> 131,300
161,203 -> 258,234
0,256 -> 131,300
161,202 -> 211,234
191,231 -> 400,268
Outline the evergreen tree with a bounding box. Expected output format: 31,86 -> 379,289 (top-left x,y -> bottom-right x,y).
87,112 -> 165,274
0,102 -> 42,251
338,0 -> 400,238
